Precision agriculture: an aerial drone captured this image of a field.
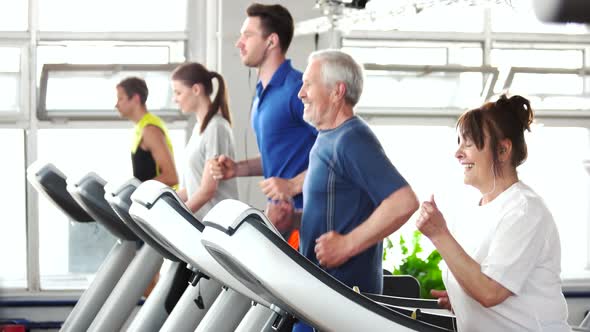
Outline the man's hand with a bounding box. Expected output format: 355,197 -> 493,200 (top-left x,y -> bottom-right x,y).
265,200 -> 295,234
259,177 -> 296,201
209,155 -> 236,180
314,231 -> 354,269
431,289 -> 452,311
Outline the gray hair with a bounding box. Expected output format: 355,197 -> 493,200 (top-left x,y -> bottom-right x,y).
308,49 -> 364,107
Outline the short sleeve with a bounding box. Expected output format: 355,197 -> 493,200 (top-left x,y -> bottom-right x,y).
338,127 -> 408,205
203,119 -> 234,160
480,203 -> 547,295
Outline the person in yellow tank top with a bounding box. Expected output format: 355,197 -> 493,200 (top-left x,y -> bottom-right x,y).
115,77 -> 179,297
115,77 -> 178,187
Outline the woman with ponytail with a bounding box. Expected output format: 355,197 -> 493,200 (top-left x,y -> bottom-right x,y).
416,94 -> 569,331
172,62 -> 238,220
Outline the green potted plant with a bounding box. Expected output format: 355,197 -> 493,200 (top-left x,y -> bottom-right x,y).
383,230 -> 445,299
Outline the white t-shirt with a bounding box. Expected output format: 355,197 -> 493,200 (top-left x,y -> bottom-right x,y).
183,114 -> 239,221
444,181 -> 570,332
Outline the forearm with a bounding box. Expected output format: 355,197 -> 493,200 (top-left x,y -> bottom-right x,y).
289,170 -> 307,196
236,157 -> 263,177
176,188 -> 188,201
431,232 -> 508,307
185,188 -> 216,214
347,186 -> 418,257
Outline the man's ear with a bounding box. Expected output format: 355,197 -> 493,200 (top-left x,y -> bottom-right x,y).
131,93 -> 141,104
333,82 -> 346,101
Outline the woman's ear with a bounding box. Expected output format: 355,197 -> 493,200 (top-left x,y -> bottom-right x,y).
191,83 -> 201,96
499,139 -> 512,161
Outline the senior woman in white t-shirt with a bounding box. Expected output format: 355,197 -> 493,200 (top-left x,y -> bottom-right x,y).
416,94 -> 569,331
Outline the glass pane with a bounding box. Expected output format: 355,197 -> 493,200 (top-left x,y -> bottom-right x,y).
343,46 -> 448,66
0,129 -> 27,288
44,69 -> 178,114
448,47 -> 483,67
359,70 -> 492,109
0,47 -> 22,113
38,43 -> 185,66
39,0 -> 187,32
491,49 -> 583,69
0,1 -> 28,31
508,73 -> 589,110
519,127 -> 590,278
37,128 -> 186,289
0,74 -> 20,112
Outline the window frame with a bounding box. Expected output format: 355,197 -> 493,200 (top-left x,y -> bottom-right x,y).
37,63 -> 187,121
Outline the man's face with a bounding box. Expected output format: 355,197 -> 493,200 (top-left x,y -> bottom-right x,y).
299,59 -> 332,129
115,86 -> 135,118
235,16 -> 270,67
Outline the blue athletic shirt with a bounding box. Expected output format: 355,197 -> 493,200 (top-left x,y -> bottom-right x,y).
301,116 -> 408,294
251,59 -> 317,209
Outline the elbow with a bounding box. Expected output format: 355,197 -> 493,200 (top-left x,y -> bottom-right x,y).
474,290 -> 505,308
409,196 -> 419,215
403,188 -> 419,218
163,172 -> 179,187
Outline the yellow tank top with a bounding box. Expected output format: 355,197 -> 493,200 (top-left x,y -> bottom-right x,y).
132,113 -> 177,189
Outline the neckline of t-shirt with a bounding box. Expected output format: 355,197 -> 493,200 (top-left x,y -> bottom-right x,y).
476,180 -> 522,211
319,116 -> 359,134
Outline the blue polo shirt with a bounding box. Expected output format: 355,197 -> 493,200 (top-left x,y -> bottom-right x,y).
251,59 -> 317,209
301,116 -> 408,294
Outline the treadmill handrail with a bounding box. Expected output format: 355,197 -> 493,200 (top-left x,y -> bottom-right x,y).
238,217 -> 451,331
362,292 -> 441,309
105,179 -> 181,262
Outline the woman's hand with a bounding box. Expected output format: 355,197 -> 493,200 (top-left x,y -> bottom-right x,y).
416,195 -> 448,240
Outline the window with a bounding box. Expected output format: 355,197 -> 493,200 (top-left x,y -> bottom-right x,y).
352,37 -> 590,279
36,128 -> 185,289
38,64 -> 183,120
0,129 -> 27,288
38,0 -> 187,32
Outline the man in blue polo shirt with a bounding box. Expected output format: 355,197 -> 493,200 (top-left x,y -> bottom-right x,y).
212,3 -> 316,248
292,50 -> 419,331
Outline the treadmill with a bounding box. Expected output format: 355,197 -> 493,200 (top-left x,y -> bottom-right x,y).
26,162 -> 135,332
104,178 -> 195,332
65,171 -> 166,332
200,199 -> 456,331
129,180 -> 286,332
